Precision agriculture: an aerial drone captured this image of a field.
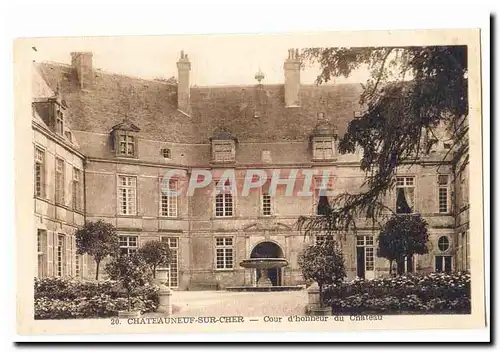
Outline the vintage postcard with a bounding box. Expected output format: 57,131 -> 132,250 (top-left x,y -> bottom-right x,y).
14,28 -> 485,338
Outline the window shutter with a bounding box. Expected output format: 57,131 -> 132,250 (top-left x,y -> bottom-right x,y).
66,235 -> 72,277
82,254 -> 88,279
71,236 -> 77,277
47,231 -> 54,276
312,140 -> 318,159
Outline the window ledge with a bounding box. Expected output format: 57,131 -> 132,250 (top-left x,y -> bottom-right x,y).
214,268 -> 235,272
312,158 -> 338,162
211,160 -> 236,165
115,155 -> 138,160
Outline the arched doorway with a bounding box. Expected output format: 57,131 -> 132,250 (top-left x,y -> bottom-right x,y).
250,241 -> 285,286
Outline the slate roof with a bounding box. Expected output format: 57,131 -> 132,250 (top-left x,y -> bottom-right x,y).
32,67 -> 55,99
35,62 -> 364,144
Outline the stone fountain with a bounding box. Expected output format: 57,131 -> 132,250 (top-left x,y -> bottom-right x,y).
240,257 -> 289,287
226,257 -> 303,292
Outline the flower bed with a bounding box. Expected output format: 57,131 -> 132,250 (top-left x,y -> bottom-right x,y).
34,277 -> 159,320
323,272 -> 471,314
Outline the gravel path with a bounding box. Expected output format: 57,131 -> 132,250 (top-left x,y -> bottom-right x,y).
168,290 -> 307,316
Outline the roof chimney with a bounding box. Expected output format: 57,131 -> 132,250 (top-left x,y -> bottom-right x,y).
284,48 -> 301,107
71,52 -> 93,90
176,50 -> 191,116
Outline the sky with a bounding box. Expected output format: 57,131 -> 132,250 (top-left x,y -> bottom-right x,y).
30,35 -> 370,86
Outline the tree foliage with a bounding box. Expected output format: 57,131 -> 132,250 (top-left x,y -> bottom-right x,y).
298,240 -> 347,306
138,240 -> 173,279
377,214 -> 430,275
297,46 -> 468,235
105,253 -> 153,311
75,220 -> 120,280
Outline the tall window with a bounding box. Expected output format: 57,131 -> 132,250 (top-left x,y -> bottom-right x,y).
458,232 -> 466,271
213,141 -> 235,162
215,179 -> 233,217
315,177 -> 334,215
55,158 -> 65,205
215,237 -> 234,270
118,176 -> 137,215
161,237 -> 179,287
118,133 -> 136,157
261,190 -> 272,216
75,254 -> 81,278
435,256 -> 452,273
396,176 -> 415,214
435,235 -> 452,273
356,236 -> 375,279
35,147 -> 45,197
55,107 -> 64,135
56,235 -> 65,277
438,175 -> 450,213
72,168 -> 83,211
161,179 -> 178,217
37,230 -> 46,278
465,230 -> 470,270
119,235 -> 138,256
460,171 -> 469,208
313,137 -> 334,160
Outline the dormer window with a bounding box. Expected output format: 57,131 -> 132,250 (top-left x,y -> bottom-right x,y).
55,107 -> 64,135
313,137 -> 335,160
311,120 -> 337,161
118,133 -> 135,156
111,119 -> 140,158
210,128 -> 237,164
213,141 -> 235,162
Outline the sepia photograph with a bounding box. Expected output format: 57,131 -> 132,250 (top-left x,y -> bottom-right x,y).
14,27 -> 486,337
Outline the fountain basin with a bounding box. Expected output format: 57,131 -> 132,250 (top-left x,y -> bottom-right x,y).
239,258 -> 289,269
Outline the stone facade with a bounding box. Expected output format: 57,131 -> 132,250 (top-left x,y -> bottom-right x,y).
32,69 -> 89,279
32,50 -> 470,289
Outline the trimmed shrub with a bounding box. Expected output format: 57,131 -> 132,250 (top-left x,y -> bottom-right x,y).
324,272 -> 471,314
34,277 -> 159,320
298,240 -> 346,307
105,253 -> 154,311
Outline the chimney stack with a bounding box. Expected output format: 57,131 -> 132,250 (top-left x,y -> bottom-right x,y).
71,52 -> 93,90
176,50 -> 191,115
284,48 -> 301,107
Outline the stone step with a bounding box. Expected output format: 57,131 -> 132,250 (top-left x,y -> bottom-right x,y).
187,282 -> 221,291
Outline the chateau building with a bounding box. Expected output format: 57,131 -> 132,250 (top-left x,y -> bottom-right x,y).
32,49 -> 470,289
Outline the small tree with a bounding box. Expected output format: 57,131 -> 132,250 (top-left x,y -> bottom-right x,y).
105,253 -> 153,312
377,214 -> 430,275
298,239 -> 346,307
138,240 -> 173,279
75,220 -> 120,280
